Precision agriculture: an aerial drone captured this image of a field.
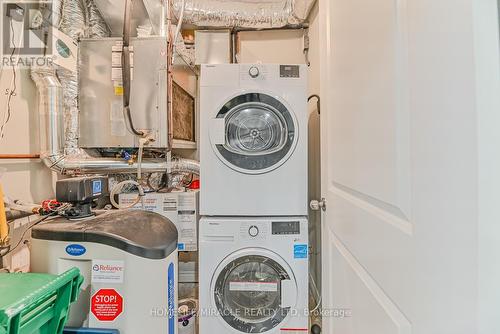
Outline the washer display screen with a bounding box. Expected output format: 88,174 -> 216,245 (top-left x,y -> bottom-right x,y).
272,221 -> 300,235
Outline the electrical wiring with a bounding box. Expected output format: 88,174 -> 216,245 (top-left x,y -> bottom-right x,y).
309,271 -> 322,313
0,18 -> 22,139
308,94 -> 320,115
0,203 -> 72,258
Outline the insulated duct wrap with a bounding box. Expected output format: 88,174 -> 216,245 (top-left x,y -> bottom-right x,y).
173,0 -> 314,28
59,0 -> 86,39
57,69 -> 80,155
52,0 -> 63,27
59,0 -> 110,38
57,0 -> 110,155
85,0 -> 111,38
58,0 -> 87,154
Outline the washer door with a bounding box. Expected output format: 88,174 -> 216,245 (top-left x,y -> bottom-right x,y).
210,93 -> 297,174
212,249 -> 297,333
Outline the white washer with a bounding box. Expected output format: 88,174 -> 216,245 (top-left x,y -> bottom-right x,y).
200,64 -> 308,216
199,217 -> 309,334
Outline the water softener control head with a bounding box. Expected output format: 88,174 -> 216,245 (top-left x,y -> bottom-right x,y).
56,176 -> 109,219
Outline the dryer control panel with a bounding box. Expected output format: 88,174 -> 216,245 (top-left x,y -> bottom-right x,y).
280,65 -> 301,78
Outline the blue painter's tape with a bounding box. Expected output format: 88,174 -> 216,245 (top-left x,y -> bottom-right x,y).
168,262 -> 175,334
294,244 -> 308,259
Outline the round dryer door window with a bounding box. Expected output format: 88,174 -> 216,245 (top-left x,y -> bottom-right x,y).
212,93 -> 298,174
213,254 -> 296,333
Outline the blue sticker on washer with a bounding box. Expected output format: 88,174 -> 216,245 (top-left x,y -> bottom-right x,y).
178,243 -> 185,251
294,244 -> 308,259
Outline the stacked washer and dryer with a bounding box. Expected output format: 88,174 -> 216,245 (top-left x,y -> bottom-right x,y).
200,64 -> 309,334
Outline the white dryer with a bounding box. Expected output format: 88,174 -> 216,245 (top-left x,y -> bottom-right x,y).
199,217 -> 309,334
200,64 -> 308,216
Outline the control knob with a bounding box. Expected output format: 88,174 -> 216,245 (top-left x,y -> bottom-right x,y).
249,66 -> 260,78
248,225 -> 259,237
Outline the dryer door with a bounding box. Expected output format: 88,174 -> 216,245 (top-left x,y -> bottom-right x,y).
210,93 -> 298,174
212,249 -> 298,333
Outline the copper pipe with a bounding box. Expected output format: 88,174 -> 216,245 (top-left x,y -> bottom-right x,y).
0,154 -> 40,159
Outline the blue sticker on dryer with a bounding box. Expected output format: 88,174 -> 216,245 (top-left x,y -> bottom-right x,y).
294,244 -> 308,259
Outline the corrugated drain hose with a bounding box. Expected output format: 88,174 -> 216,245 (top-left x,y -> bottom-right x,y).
110,180 -> 145,209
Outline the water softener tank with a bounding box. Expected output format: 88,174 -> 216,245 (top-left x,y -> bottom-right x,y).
31,210 -> 178,334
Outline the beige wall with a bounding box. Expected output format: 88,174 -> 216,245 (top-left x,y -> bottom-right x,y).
238,29 -> 306,64
0,69 -> 55,203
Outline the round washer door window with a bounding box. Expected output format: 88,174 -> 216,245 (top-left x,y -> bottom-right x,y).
214,93 -> 297,174
213,255 -> 295,333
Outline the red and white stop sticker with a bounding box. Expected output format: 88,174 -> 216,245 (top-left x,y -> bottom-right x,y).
91,289 -> 123,322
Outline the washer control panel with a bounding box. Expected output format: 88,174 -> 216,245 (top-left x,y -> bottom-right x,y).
240,222 -> 268,240
240,64 -> 268,81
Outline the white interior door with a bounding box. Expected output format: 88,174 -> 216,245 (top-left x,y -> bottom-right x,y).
319,0 -> 500,333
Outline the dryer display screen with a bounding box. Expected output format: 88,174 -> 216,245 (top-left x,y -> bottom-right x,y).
272,221 -> 300,235
280,65 -> 300,78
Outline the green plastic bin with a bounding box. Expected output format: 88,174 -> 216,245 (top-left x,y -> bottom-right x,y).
0,268 -> 84,334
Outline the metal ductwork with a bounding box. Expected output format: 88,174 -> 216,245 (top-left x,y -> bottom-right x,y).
92,0 -> 315,35
32,68 -> 199,176
171,0 -> 316,29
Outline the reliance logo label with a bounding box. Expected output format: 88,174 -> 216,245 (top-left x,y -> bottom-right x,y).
91,260 -> 125,284
93,264 -> 124,273
65,244 -> 86,256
